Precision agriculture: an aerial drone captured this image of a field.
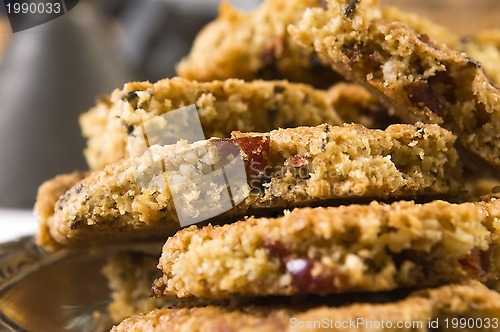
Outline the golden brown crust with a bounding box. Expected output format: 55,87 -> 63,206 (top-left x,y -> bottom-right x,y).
289,0 -> 500,174
154,198 -> 499,299
113,282 -> 500,332
41,123 -> 461,249
34,172 -> 88,250
80,78 -> 343,170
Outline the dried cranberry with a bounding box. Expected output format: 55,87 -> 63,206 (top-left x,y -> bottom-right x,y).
407,81 -> 446,117
287,155 -> 308,167
263,239 -> 289,261
460,248 -> 489,279
235,136 -> 270,175
286,258 -> 341,294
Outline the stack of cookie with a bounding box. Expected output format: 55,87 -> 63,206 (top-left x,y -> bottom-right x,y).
35,0 -> 500,331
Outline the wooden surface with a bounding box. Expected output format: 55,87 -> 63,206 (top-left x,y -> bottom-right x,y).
383,0 -> 500,34
0,19 -> 11,62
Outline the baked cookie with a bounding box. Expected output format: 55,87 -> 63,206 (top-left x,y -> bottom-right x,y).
80,78 -> 343,170
34,172 -> 88,249
116,282 -> 500,332
175,0 -> 341,88
40,123 -> 461,249
289,0 -> 500,174
176,0 -> 460,89
153,198 -> 499,299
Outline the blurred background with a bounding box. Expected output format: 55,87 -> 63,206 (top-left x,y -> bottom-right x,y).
0,0 -> 498,211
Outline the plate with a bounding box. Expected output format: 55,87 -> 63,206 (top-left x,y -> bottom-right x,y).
0,237 -> 159,332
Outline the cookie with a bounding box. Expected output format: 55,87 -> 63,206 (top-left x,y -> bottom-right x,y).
34,172 -> 88,249
40,123 -> 461,249
80,78 -> 343,170
289,0 -> 500,174
152,198 -> 499,299
176,0 -> 460,89
103,252 -> 172,324
175,0 -> 341,88
115,282 -> 500,332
